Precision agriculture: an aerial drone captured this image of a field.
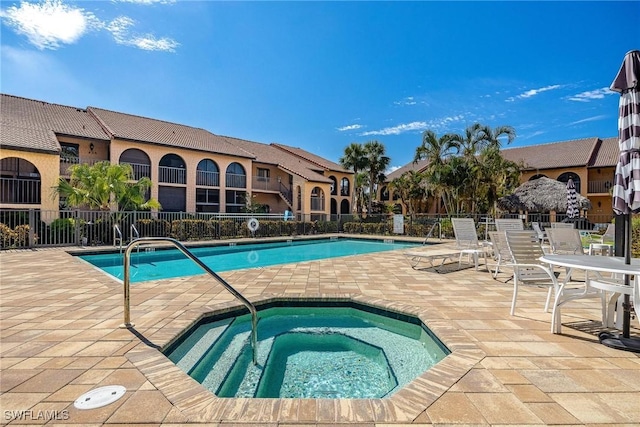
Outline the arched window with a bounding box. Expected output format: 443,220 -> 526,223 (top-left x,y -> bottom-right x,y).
340,199 -> 350,214
196,159 -> 219,187
296,186 -> 302,210
225,162 -> 246,188
330,198 -> 337,215
380,186 -> 389,201
329,176 -> 337,195
557,172 -> 581,194
159,154 -> 186,184
310,187 -> 325,211
340,178 -> 350,196
0,157 -> 41,204
119,149 -> 151,180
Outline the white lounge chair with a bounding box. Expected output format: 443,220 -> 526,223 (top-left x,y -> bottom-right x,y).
550,222 -> 574,229
583,223 -> 615,245
451,218 -> 488,271
488,231 -> 512,279
531,221 -> 548,245
495,218 -> 524,232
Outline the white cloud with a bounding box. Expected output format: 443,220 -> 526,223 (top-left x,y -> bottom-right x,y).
337,124 -> 363,132
386,166 -> 401,174
0,0 -> 100,50
360,115 -> 465,136
568,115 -> 608,126
361,121 -> 427,136
567,88 -> 615,102
115,0 -> 176,4
394,96 -> 417,106
1,0 -> 179,52
506,84 -> 562,102
106,16 -> 179,52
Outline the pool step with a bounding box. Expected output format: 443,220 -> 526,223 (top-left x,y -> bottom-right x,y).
166,318 -> 233,373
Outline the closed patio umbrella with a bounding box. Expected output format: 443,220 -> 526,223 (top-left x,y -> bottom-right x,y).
566,178 -> 579,219
599,49 -> 640,353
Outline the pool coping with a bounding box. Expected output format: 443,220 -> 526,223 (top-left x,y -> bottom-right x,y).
125,293 -> 485,423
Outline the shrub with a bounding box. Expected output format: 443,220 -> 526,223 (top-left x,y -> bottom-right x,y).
0,223 -> 16,248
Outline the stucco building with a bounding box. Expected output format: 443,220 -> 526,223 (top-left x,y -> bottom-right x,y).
0,94 -> 353,220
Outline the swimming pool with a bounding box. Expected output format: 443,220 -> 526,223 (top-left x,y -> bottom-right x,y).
164,300 -> 449,398
79,237 -> 420,282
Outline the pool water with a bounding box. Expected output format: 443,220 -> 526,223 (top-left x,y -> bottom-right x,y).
164,305 -> 449,399
79,238 -> 420,282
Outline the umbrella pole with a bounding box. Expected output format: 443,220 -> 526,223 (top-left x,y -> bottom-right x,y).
599,213 -> 640,353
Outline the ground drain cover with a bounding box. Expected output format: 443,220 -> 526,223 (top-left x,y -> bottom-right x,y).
74,385 -> 126,410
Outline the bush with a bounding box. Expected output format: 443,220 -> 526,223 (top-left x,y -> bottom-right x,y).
0,223 -> 32,248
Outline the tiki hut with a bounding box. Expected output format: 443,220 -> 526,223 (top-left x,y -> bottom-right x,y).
498,177 -> 592,213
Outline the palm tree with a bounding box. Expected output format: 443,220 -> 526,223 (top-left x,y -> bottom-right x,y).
388,170 -> 427,217
54,161 -> 160,212
413,130 -> 457,214
363,140 -> 390,214
477,124 -> 516,150
339,142 -> 367,214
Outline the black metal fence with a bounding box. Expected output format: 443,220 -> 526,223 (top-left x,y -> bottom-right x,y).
0,208 -> 618,250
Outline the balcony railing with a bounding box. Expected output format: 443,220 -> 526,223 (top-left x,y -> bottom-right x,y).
1,177 -> 41,204
159,166 -> 186,184
251,176 -> 281,192
226,173 -> 246,188
123,162 -> 151,180
59,157 -> 101,175
197,170 -> 220,187
310,198 -> 325,211
588,180 -> 613,194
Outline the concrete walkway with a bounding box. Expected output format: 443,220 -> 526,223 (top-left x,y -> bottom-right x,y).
1,237 -> 639,426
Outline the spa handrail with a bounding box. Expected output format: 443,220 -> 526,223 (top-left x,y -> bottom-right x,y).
121,237 -> 258,364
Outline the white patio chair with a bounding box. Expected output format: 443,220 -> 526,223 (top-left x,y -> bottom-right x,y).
550,222 -> 574,229
588,275 -> 640,329
583,223 -> 615,245
531,222 -> 548,245
488,231 -> 512,279
451,218 -> 488,271
495,218 -> 524,232
547,227 -> 587,284
504,231 -> 559,319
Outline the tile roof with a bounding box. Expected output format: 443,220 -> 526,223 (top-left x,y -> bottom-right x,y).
386,158 -> 430,181
271,143 -> 351,173
87,107 -> 255,159
1,94 -> 109,153
590,137 -> 619,168
500,137 -> 600,169
217,136 -> 331,183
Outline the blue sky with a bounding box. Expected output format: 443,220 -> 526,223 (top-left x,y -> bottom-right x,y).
1,1 -> 639,172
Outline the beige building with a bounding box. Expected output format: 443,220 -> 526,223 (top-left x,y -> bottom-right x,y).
381,137 -> 618,222
0,94 -> 353,220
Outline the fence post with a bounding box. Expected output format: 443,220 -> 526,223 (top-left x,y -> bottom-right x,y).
75,209 -> 81,246
28,209 -> 35,248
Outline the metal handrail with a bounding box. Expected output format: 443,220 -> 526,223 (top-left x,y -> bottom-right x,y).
114,224 -> 123,252
121,237 -> 258,364
130,224 -> 140,241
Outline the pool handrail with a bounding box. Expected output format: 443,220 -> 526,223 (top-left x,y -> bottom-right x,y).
121,237 -> 259,364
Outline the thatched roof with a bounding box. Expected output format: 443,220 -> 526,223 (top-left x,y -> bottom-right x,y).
498,177 -> 592,213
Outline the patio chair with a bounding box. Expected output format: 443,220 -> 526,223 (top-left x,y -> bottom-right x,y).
550,222 -> 574,229
488,231 -> 512,279
495,218 -> 524,232
546,227 -> 586,284
504,230 -> 559,318
583,223 -> 615,245
588,275 -> 640,329
531,222 -> 548,245
451,218 -> 488,271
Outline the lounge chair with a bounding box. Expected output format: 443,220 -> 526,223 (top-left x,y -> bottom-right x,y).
488,231 -> 512,279
531,221 -> 548,245
550,222 -> 574,229
451,218 -> 489,271
403,247 -> 461,271
495,218 -> 524,232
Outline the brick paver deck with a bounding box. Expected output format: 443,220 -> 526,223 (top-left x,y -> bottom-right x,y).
1,236 -> 639,426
